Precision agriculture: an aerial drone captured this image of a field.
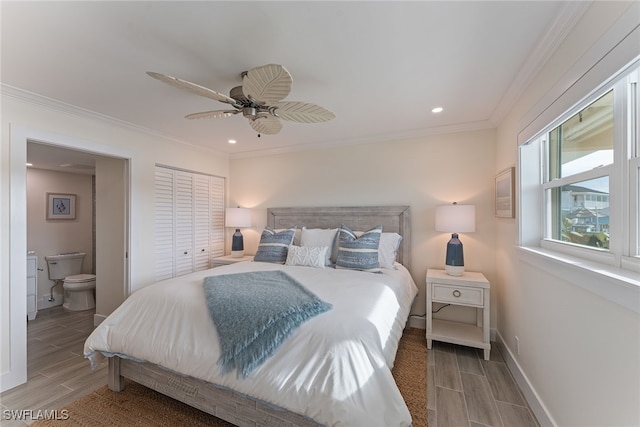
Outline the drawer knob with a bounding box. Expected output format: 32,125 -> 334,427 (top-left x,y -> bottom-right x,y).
452,290 -> 462,298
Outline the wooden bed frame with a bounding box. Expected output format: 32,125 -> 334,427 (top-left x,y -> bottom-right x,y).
108,205 -> 411,426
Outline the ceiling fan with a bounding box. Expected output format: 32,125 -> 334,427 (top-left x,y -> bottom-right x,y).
147,64 -> 335,136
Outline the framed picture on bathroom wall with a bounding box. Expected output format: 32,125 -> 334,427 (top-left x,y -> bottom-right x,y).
46,193 -> 76,220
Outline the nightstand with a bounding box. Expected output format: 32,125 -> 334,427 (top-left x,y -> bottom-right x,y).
426,268 -> 491,360
211,255 -> 254,268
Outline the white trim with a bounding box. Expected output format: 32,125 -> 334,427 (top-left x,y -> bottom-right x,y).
94,314 -> 107,327
518,8 -> 640,145
1,127 -> 29,393
229,119 -> 494,159
496,331 -> 557,427
541,164 -> 612,190
3,124 -> 134,392
539,239 -> 615,266
517,246 -> 640,314
490,2 -> 588,127
0,84 -> 229,160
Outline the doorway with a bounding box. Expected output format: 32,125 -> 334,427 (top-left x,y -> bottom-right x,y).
3,126 -> 131,392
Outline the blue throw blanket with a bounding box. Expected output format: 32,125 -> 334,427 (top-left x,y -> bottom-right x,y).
203,270 -> 332,378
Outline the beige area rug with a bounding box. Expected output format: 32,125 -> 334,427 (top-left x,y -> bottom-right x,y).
33,328 -> 427,427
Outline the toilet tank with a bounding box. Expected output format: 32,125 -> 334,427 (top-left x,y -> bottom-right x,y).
45,252 -> 86,280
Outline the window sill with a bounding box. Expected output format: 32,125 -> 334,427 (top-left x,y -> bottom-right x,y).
517,246 -> 640,314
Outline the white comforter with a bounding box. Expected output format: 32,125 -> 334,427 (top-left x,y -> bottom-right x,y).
84,261 -> 418,426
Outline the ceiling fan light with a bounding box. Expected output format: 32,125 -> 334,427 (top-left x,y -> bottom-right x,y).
242,107 -> 257,118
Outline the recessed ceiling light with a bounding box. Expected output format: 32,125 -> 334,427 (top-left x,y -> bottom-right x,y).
432,107 -> 443,113
228,139 -> 237,144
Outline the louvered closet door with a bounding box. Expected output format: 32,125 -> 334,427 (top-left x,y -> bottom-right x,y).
209,176 -> 225,262
174,172 -> 194,276
155,168 -> 175,281
155,167 -> 225,280
193,174 -> 211,271
194,175 -> 225,270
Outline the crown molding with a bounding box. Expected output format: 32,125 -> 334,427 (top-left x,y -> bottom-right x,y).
229,120 -> 495,159
490,1 -> 590,126
0,84 -> 229,159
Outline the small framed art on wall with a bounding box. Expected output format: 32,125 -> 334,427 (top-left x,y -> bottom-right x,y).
495,167 -> 515,218
47,193 -> 76,220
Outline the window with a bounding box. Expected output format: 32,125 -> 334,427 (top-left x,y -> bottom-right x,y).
545,90 -> 613,250
520,61 -> 639,273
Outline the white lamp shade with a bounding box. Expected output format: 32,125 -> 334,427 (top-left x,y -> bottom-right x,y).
225,207 -> 251,228
435,204 -> 476,233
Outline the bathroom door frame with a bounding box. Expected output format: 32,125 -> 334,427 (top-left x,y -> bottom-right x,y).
3,124 -> 131,392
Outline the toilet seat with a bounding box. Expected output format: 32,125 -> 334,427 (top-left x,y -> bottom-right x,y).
63,274 -> 96,311
64,274 -> 96,291
64,274 -> 96,283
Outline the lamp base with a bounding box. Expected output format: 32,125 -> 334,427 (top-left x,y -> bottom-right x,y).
231,229 -> 244,258
230,250 -> 244,258
444,233 -> 465,276
445,265 -> 465,276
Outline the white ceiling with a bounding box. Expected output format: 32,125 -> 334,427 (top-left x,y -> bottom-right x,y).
2,1 -> 583,167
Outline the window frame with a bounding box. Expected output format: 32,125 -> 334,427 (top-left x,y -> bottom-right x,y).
519,59 -> 640,276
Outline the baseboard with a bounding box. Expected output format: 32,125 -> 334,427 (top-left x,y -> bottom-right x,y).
37,293 -> 64,310
94,314 -> 107,326
496,331 -> 556,427
408,315 -> 426,329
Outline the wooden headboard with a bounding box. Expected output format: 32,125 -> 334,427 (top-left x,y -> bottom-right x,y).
267,206 -> 411,270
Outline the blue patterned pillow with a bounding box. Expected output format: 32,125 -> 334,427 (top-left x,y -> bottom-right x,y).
254,227 -> 296,263
335,224 -> 382,272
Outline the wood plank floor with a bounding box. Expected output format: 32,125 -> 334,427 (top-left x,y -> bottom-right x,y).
2,307 -> 539,426
428,341 -> 539,427
0,306 -> 107,426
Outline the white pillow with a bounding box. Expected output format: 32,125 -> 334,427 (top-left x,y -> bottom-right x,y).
301,227 -> 338,266
378,232 -> 403,269
285,245 -> 328,268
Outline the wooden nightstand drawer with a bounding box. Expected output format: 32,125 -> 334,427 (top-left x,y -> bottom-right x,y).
432,283 -> 483,306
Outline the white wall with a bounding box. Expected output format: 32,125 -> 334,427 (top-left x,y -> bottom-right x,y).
26,169 -> 94,305
229,129 -> 497,322
495,2 -> 639,426
1,92 -> 229,390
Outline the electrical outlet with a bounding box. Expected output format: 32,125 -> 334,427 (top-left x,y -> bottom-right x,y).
515,336 -> 520,355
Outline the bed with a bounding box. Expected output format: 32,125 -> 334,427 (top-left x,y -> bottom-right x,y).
84,206 -> 417,426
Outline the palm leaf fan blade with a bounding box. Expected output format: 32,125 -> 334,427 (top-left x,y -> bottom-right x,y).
185,110 -> 239,120
274,102 -> 336,123
242,64 -> 293,105
250,116 -> 282,135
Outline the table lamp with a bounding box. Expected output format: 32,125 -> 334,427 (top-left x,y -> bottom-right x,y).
435,202 -> 476,276
225,207 -> 251,257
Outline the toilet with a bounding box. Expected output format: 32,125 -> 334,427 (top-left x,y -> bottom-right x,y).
45,252 -> 96,311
